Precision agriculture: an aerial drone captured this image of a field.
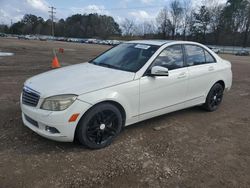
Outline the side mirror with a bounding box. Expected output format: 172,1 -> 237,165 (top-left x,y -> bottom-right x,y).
149,66 -> 169,76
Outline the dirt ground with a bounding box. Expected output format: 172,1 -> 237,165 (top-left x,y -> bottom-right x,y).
0,38 -> 249,188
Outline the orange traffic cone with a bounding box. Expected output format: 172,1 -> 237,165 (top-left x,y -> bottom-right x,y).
51,50 -> 60,68
59,48 -> 64,53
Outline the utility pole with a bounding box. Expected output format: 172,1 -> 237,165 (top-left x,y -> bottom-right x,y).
49,6 -> 56,37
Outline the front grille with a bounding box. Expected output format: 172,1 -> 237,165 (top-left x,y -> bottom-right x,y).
22,86 -> 40,107
25,114 -> 39,128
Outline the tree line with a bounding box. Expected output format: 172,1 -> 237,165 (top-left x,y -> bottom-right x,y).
121,0 -> 250,47
0,0 -> 250,47
0,14 -> 121,39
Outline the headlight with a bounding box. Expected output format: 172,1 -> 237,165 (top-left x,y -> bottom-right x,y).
41,94 -> 77,111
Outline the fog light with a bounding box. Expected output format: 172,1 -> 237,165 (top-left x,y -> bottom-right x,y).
45,126 -> 60,134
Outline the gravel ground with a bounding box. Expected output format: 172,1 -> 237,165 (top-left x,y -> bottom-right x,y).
0,38 -> 250,188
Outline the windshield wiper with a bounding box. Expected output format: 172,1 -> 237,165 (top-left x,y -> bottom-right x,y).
98,63 -> 120,70
90,61 -> 98,65
92,62 -> 133,72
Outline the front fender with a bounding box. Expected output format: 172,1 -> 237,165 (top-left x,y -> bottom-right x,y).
77,80 -> 140,125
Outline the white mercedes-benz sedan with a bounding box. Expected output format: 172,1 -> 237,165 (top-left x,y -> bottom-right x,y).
21,40 -> 232,149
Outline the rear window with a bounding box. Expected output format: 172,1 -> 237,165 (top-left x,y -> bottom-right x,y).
185,45 -> 216,66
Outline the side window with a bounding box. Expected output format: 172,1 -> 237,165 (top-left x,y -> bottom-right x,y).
204,50 -> 216,63
185,45 -> 206,66
153,45 -> 184,70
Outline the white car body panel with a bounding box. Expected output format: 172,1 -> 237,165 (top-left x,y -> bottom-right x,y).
139,67 -> 188,115
77,79 -> 140,126
21,97 -> 91,142
20,40 -> 232,142
187,63 -> 218,100
25,63 -> 135,97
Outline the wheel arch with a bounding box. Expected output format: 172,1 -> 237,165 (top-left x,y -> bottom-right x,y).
215,80 -> 225,90
101,100 -> 126,125
74,100 -> 127,141
203,80 -> 225,112
205,80 -> 225,98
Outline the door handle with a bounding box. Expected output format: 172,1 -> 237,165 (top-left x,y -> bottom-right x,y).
178,72 -> 187,79
208,66 -> 215,71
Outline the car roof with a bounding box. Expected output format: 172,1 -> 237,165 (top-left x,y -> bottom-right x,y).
126,40 -> 201,46
126,40 -> 173,46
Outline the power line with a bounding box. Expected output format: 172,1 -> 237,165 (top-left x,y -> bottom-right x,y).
49,6 -> 56,37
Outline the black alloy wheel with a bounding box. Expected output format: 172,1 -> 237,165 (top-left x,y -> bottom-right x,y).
203,83 -> 224,112
76,103 -> 123,149
86,110 -> 119,144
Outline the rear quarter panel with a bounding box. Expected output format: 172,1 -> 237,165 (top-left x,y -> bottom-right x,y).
206,59 -> 232,96
221,59 -> 232,91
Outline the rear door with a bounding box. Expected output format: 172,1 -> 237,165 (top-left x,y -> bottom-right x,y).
184,44 -> 218,100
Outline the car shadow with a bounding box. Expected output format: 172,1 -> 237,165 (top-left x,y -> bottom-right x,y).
6,106 -> 206,155
124,106 -> 205,131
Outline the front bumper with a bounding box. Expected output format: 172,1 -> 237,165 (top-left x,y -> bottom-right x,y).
21,99 -> 92,142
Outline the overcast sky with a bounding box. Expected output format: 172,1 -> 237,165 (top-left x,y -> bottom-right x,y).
0,0 -> 226,25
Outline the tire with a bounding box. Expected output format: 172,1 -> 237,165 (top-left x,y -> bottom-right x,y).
76,103 -> 123,149
203,83 -> 224,112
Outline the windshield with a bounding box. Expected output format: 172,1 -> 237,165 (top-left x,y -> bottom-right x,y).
90,43 -> 159,72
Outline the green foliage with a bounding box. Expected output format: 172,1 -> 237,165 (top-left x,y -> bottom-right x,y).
8,13 -> 121,38
2,1 -> 250,46
0,25 -> 9,33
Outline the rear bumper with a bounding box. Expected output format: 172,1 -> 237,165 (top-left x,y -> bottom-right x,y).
225,70 -> 232,92
21,99 -> 92,142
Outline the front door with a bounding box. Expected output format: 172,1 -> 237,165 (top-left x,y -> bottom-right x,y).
139,44 -> 188,119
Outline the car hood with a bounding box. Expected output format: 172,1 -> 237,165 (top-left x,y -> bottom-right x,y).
24,63 -> 135,98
